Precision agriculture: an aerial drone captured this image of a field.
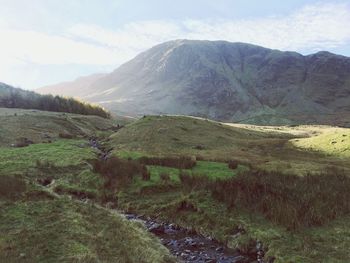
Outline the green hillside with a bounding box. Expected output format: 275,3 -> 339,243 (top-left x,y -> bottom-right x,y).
2,112 -> 350,262
0,82 -> 110,118
0,112 -> 174,262
0,108 -> 117,147
110,115 -> 350,175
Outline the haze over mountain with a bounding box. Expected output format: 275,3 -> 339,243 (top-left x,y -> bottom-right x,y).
37,40 -> 350,125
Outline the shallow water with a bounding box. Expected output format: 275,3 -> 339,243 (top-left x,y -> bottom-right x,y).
125,213 -> 257,263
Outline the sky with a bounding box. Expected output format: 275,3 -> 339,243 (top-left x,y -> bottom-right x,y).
0,0 -> 349,90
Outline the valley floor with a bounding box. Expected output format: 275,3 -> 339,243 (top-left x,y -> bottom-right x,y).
1,110 -> 350,262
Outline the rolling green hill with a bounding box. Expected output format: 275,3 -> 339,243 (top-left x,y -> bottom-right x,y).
2,110 -> 350,262
109,115 -> 350,175
0,110 -> 174,263
0,108 -> 117,147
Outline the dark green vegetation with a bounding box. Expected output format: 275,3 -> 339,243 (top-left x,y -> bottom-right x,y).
110,115 -> 350,175
1,111 -> 350,262
109,116 -> 350,262
0,82 -> 110,118
38,40 -> 350,126
0,108 -> 117,147
0,139 -> 175,263
210,170 -> 350,229
0,109 -> 174,263
0,197 -> 174,263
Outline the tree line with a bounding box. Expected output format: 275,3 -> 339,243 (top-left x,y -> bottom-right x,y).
0,83 -> 110,118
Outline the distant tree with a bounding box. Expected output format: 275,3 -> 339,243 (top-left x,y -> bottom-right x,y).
0,83 -> 110,118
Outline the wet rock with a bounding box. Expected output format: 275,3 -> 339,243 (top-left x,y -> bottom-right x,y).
125,214 -> 137,220
216,246 -> 224,252
148,223 -> 165,234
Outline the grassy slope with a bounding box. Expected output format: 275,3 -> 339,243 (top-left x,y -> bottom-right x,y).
110,115 -> 350,175
0,110 -> 174,263
0,108 -> 128,147
2,112 -> 350,262
0,198 -> 174,263
291,127 -> 350,158
110,115 -> 350,262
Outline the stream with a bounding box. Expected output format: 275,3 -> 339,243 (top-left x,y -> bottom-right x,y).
89,137 -> 265,263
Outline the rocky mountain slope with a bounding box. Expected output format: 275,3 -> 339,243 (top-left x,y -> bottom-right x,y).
37,40 -> 350,125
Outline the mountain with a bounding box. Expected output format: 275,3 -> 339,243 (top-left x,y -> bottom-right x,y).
37,73 -> 106,98
0,82 -> 110,118
37,40 -> 350,126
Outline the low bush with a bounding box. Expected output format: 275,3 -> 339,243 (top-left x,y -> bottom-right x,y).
141,165 -> 150,181
14,137 -> 33,147
228,160 -> 239,169
210,169 -> 350,229
92,157 -> 145,202
139,156 -> 196,169
0,175 -> 26,200
160,173 -> 170,182
179,171 -> 211,191
59,132 -> 74,139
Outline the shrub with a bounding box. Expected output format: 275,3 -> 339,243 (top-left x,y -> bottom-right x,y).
0,175 -> 26,200
210,169 -> 350,229
160,173 -> 170,182
92,157 -> 144,202
59,132 -> 74,139
139,156 -> 196,169
14,137 -> 33,147
179,171 -> 211,191
141,165 -> 150,181
228,160 -> 239,169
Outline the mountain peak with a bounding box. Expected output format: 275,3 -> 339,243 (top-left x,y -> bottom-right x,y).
37,40 -> 350,126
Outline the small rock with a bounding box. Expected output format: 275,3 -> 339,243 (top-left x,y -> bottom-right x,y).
148,223 -> 165,234
216,247 -> 224,252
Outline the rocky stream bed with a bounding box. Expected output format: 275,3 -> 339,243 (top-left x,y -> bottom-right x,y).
89,137 -> 268,263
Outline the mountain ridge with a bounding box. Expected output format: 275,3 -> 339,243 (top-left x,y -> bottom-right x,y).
37,40 -> 350,125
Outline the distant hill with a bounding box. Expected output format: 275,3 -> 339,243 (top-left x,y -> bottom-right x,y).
37,73 -> 106,98
0,82 -> 110,118
37,40 -> 350,126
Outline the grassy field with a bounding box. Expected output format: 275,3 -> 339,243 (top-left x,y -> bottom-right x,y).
0,138 -> 175,263
291,127 -> 350,158
0,198 -> 174,263
0,109 -> 174,263
0,108 -> 125,147
110,115 -> 350,175
109,115 -> 350,262
2,111 -> 350,262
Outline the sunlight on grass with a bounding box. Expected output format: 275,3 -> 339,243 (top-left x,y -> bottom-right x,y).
0,139 -> 95,174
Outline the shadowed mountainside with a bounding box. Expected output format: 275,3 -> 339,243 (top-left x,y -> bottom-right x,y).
37,40 -> 350,125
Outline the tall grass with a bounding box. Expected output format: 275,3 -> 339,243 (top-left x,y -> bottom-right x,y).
178,166 -> 350,229
92,157 -> 146,202
139,156 -> 196,169
0,175 -> 26,200
210,169 -> 350,229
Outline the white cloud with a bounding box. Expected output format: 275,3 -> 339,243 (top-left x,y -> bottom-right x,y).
0,1 -> 349,89
68,2 -> 350,54
0,29 -> 120,65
